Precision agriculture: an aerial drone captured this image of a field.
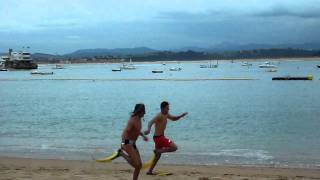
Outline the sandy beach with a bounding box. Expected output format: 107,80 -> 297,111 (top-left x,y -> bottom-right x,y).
0,156 -> 319,180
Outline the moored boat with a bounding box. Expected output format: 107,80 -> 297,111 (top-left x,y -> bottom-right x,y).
4,48 -> 38,69
265,69 -> 278,72
31,71 -> 54,75
272,75 -> 313,80
112,68 -> 122,72
259,61 -> 277,68
241,62 -> 253,66
52,64 -> 64,69
121,58 -> 136,70
152,70 -> 163,73
169,67 -> 182,71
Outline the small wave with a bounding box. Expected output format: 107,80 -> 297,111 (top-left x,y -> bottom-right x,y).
185,149 -> 273,161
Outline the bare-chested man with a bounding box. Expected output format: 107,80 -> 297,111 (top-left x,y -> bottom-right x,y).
144,101 -> 188,175
117,103 -> 148,180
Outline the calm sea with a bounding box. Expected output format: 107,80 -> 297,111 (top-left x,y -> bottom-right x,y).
1,60 -> 320,168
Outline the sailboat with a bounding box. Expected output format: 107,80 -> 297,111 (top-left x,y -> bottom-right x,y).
121,58 -> 136,70
241,62 -> 252,66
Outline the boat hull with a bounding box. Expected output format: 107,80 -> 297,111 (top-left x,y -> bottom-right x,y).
31,71 -> 54,75
5,60 -> 38,69
259,65 -> 276,68
272,76 -> 313,80
152,70 -> 163,73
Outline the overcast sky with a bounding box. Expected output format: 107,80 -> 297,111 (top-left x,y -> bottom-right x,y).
0,0 -> 319,54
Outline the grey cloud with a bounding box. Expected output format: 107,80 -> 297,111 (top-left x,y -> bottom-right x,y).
155,10 -> 223,22
254,6 -> 320,19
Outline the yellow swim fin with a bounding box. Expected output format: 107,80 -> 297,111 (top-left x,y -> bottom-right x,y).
95,151 -> 119,163
142,154 -> 156,169
154,171 -> 173,176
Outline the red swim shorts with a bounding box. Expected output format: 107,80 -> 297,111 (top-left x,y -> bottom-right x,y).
153,135 -> 172,149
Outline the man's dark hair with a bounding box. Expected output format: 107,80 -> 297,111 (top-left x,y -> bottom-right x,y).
132,103 -> 145,117
160,101 -> 169,109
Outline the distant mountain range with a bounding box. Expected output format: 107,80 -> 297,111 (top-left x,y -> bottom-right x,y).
63,42 -> 320,58
1,43 -> 320,60
176,42 -> 320,53
64,47 -> 157,58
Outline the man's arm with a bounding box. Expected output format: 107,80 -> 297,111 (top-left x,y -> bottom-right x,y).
140,132 -> 148,141
168,112 -> 188,121
144,115 -> 158,135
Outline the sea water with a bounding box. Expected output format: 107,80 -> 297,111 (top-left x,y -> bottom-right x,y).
0,60 -> 320,168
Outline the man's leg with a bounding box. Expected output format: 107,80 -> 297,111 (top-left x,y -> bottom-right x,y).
146,151 -> 161,175
155,142 -> 178,154
120,145 -> 142,180
147,142 -> 177,175
133,148 -> 143,180
120,145 -> 142,170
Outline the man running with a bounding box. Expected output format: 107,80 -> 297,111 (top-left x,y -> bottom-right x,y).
117,103 -> 148,180
144,101 -> 188,175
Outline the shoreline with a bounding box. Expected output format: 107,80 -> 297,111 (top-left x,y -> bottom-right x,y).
1,156 -> 319,179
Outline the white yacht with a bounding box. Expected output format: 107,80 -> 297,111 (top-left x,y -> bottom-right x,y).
169,67 -> 182,71
259,61 -> 277,68
2,48 -> 38,69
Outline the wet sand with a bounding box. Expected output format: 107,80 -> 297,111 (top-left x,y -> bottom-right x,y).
1,156 -> 319,180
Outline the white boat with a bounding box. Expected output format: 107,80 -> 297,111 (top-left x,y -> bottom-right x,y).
112,68 -> 122,72
2,48 -> 38,69
259,61 -> 277,68
169,67 -> 182,71
121,64 -> 136,70
0,60 -> 6,71
121,58 -> 136,70
200,60 -> 218,68
265,69 -> 278,72
241,62 -> 252,66
259,64 -> 277,68
52,64 -> 64,69
31,71 -> 54,75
